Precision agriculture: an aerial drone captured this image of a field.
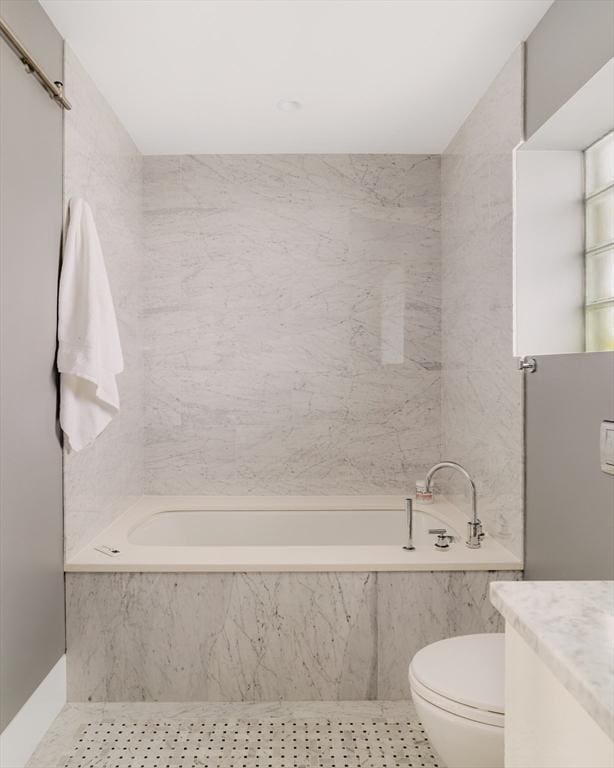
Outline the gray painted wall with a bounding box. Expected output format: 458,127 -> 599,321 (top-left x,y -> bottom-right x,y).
526,0 -> 614,138
0,0 -> 65,731
524,0 -> 614,578
525,352 -> 614,580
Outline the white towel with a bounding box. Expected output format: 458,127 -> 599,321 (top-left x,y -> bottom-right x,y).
58,198 -> 124,452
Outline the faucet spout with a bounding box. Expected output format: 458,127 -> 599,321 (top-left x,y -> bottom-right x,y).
424,461 -> 484,548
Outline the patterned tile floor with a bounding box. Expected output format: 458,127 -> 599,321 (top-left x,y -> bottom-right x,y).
28,702 -> 441,768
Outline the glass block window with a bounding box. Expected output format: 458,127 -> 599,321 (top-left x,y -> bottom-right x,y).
585,131 -> 614,352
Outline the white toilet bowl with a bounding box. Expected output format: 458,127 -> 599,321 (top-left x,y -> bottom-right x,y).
408,633 -> 505,768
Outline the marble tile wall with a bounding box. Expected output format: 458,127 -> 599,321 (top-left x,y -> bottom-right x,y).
142,155 -> 441,495
65,570 -> 517,702
66,572 -> 377,701
63,48 -> 144,559
440,47 -> 524,558
377,570 -> 520,699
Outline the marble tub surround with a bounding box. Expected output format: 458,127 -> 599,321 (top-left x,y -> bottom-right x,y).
65,569 -> 516,702
65,495 -> 522,572
378,570 -> 520,699
441,46 -> 524,558
491,580 -> 614,739
67,571 -> 378,702
63,47 -> 144,560
143,154 -> 441,496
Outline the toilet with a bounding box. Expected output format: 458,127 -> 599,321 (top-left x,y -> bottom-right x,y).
408,633 -> 505,768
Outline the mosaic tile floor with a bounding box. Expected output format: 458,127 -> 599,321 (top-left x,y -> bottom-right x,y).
28,702 -> 441,768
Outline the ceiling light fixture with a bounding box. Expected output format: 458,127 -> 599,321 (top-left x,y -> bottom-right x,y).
277,99 -> 301,112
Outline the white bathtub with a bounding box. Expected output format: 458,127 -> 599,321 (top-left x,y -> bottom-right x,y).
66,496 -> 522,573
130,506 -> 450,547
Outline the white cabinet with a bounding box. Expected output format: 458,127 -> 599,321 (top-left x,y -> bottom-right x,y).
505,625 -> 614,768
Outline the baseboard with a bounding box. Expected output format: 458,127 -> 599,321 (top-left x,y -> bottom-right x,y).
0,655 -> 66,768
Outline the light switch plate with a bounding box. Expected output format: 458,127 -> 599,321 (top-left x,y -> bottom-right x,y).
600,420 -> 614,475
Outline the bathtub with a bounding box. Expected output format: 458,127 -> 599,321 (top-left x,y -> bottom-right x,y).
65,496 -> 521,701
66,495 -> 521,572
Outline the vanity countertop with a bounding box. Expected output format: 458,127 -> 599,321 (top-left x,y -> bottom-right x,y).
490,580 -> 614,740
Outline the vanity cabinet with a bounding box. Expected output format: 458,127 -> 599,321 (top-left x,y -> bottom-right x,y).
490,581 -> 614,768
505,625 -> 613,768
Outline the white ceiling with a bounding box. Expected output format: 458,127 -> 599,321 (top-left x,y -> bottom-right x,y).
41,0 -> 553,155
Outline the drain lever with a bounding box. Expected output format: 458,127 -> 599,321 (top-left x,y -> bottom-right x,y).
94,545 -> 121,557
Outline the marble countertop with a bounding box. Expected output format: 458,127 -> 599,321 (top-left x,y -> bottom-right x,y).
491,580 -> 614,740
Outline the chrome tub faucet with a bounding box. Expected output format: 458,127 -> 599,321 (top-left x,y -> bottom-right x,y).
424,461 -> 484,549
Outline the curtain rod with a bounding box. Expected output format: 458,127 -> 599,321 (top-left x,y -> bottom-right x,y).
0,15 -> 71,110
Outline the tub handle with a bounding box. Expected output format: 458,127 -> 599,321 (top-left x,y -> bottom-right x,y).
434,533 -> 454,549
